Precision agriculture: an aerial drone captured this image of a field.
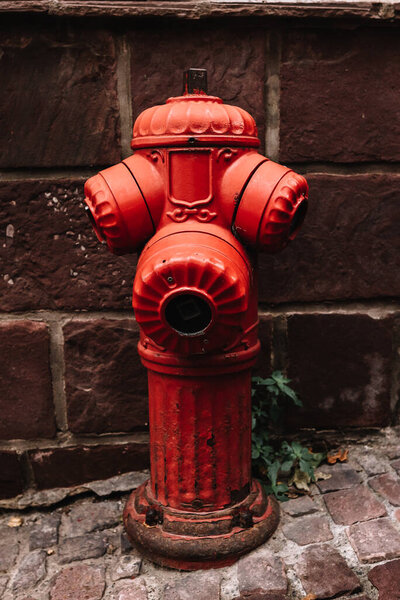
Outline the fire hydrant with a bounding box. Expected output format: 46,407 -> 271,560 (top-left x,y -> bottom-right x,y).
84,69 -> 308,570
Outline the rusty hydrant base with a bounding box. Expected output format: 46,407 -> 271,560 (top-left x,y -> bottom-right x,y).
123,479 -> 280,570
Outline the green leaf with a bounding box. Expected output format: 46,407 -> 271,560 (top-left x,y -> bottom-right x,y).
271,482 -> 289,501
291,441 -> 304,458
251,370 -> 311,501
267,460 -> 280,486
299,458 -> 315,479
271,371 -> 289,383
280,459 -> 294,474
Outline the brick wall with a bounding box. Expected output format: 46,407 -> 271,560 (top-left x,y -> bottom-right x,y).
0,10 -> 399,500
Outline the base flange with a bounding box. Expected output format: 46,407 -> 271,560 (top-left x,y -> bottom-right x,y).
123,479 -> 279,570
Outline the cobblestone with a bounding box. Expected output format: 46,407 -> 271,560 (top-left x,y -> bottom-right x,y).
62,499 -> 122,537
236,548 -> 287,598
385,447 -> 400,460
282,514 -> 333,545
324,485 -> 387,525
369,473 -> 400,506
295,544 -> 360,598
281,495 -> 318,517
0,537 -> 19,572
50,564 -> 105,600
316,463 -> 363,493
109,578 -> 148,600
391,457 -> 400,472
163,571 -> 221,600
368,559 -> 400,599
348,518 -> 400,563
354,449 -> 387,476
111,554 -> 142,581
3,431 -> 400,599
58,532 -> 107,563
11,550 -> 46,591
29,514 -> 61,550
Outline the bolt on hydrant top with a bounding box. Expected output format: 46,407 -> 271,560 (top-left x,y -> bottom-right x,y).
131,68 -> 260,150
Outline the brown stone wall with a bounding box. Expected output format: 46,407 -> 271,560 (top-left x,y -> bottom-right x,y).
0,12 -> 399,500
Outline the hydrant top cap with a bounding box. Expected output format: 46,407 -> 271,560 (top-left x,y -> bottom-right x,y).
131,93 -> 260,149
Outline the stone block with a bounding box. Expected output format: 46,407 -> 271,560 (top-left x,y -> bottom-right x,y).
281,495 -> 318,517
369,474 -> 400,506
295,544 -> 360,598
62,499 -> 122,537
368,559 -> 400,599
11,549 -> 46,591
282,514 -> 332,546
64,320 -> 148,434
58,532 -> 106,564
236,548 -> 287,599
258,174 -> 400,304
0,179 -> 134,311
316,464 -> 363,493
286,313 -> 393,428
29,513 -> 61,550
129,23 -> 266,150
29,443 -> 149,490
348,518 -> 400,563
354,449 -> 387,477
62,500 -> 123,537
280,28 -> 400,162
111,578 -> 148,600
111,554 -> 142,581
0,320 -> 55,440
0,450 -> 25,498
0,24 -> 120,167
324,485 -> 386,525
0,526 -> 19,572
163,571 -> 221,600
50,564 -> 105,600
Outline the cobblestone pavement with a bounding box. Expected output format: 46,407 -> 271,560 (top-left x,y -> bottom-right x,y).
3,429 -> 400,599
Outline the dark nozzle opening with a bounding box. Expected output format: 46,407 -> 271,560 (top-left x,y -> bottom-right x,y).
183,68 -> 208,95
165,293 -> 212,336
289,199 -> 308,239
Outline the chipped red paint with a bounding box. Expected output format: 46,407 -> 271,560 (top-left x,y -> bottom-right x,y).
84,74 -> 308,569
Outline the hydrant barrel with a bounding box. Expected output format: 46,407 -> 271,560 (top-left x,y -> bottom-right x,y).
84,69 -> 308,570
146,366 -> 253,511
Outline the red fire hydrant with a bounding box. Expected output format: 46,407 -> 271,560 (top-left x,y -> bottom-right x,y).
84,69 -> 308,570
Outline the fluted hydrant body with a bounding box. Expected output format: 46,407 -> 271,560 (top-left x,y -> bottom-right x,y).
84,70 -> 308,570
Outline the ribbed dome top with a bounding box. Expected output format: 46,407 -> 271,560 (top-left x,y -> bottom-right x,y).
131,94 -> 260,149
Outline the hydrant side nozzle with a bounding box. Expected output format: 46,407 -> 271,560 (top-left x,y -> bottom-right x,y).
233,161 -> 309,253
218,151 -> 268,225
84,156 -> 166,255
123,154 -> 166,229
